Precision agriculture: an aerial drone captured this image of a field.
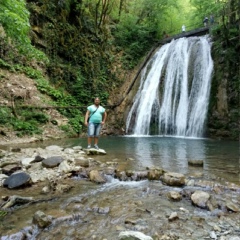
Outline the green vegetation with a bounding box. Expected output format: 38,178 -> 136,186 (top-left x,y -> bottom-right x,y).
0,0 -> 47,62
0,0 -> 239,138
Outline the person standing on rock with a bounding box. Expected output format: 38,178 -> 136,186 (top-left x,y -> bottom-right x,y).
84,97 -> 107,149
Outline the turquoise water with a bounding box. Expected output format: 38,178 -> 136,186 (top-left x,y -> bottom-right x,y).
83,136 -> 239,182
5,136 -> 240,183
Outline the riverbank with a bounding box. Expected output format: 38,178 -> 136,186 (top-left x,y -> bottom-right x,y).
0,142 -> 240,239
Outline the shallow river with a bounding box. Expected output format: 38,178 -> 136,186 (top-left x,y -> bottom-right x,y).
15,136 -> 238,183
0,136 -> 239,239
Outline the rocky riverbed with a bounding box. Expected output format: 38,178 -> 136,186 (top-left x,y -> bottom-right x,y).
0,144 -> 240,240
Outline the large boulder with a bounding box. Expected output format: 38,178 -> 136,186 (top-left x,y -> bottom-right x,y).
191,190 -> 210,209
89,170 -> 106,184
161,172 -> 185,186
3,172 -> 31,189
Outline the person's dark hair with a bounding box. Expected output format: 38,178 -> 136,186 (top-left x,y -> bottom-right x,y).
94,97 -> 100,101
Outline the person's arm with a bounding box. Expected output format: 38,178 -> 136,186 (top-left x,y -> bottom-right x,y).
85,110 -> 90,126
101,111 -> 107,125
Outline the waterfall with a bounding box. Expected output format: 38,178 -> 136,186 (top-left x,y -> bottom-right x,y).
126,36 -> 214,137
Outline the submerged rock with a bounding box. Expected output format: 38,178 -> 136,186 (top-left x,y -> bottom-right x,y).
3,172 -> 31,189
188,159 -> 204,166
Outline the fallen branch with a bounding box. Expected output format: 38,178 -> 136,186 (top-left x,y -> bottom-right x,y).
1,195 -> 33,209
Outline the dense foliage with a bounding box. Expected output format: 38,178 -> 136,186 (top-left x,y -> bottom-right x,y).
0,0 -> 239,138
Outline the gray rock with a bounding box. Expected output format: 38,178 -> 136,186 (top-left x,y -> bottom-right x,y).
89,170 -> 106,183
58,160 -> 75,173
32,155 -> 45,163
75,158 -> 89,168
0,174 -> 8,187
3,232 -> 25,240
115,170 -> 128,181
226,200 -> 240,212
3,172 -> 31,189
191,190 -> 210,209
161,172 -> 185,186
210,231 -> 217,239
63,148 -> 75,154
119,230 -> 153,240
73,146 -> 83,151
167,191 -> 182,201
41,185 -> 51,194
32,210 -> 52,228
168,212 -> 179,221
55,184 -> 73,193
42,156 -> 64,168
147,168 -> 163,180
21,157 -> 35,166
86,148 -> 106,155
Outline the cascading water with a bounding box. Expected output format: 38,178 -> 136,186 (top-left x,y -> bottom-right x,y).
126,35 -> 214,137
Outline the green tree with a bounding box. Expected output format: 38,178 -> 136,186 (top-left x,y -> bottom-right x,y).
0,0 -> 46,60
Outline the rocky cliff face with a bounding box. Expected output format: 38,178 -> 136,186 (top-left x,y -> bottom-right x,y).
207,30 -> 239,140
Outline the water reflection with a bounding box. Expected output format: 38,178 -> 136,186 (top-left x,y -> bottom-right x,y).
129,137 -> 206,174
1,136 -> 239,183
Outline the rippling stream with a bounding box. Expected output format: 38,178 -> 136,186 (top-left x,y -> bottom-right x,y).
0,136 -> 239,239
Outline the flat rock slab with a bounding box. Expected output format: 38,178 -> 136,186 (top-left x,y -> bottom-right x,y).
3,172 -> 31,189
85,148 -> 106,155
42,156 -> 64,168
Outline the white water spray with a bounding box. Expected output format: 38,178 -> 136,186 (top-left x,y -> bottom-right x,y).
126,36 -> 214,137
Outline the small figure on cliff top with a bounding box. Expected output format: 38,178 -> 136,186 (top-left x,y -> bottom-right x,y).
203,17 -> 209,27
182,25 -> 186,33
